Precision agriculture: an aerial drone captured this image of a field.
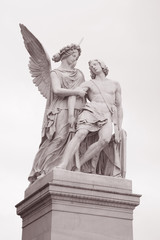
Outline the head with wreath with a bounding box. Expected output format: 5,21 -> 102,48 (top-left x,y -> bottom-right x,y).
52,44 -> 81,62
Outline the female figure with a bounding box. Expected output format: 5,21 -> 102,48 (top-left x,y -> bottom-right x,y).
19,24 -> 85,183
28,44 -> 86,183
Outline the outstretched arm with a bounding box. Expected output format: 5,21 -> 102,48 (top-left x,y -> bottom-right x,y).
51,72 -> 85,97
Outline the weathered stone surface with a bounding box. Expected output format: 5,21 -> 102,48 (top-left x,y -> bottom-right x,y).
16,169 -> 141,240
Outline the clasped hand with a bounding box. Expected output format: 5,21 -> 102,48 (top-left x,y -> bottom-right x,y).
75,87 -> 86,98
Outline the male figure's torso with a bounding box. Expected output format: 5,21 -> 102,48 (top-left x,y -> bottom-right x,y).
84,78 -> 117,106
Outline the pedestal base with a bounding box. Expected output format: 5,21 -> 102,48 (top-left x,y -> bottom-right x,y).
16,169 -> 141,240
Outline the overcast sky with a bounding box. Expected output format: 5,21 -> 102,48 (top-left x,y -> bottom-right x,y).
0,0 -> 160,239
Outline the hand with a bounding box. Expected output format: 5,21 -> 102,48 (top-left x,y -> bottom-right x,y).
68,115 -> 75,128
75,87 -> 86,98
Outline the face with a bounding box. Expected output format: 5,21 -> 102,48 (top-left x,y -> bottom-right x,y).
66,49 -> 79,67
89,60 -> 102,75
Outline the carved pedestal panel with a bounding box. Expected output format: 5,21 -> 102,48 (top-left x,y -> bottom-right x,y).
16,169 -> 141,240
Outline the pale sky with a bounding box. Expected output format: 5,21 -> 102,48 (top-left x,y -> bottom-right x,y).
0,0 -> 160,239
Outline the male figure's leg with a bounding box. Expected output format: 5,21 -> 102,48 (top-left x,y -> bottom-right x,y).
80,120 -> 113,167
58,129 -> 89,169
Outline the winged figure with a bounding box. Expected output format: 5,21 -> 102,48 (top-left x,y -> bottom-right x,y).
19,24 -> 86,183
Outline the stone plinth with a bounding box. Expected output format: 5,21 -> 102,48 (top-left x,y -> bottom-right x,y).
16,169 -> 141,240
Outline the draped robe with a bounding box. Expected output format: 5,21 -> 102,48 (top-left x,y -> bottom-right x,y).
28,68 -> 85,183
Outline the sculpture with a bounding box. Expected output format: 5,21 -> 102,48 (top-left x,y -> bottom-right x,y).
19,24 -> 86,183
58,59 -> 126,177
20,24 -> 126,182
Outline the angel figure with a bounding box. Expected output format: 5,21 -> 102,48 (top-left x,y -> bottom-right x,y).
19,24 -> 86,184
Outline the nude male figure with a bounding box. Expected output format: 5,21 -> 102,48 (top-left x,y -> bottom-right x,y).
58,59 -> 123,170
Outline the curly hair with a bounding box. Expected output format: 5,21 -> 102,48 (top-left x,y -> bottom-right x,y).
52,44 -> 81,62
88,59 -> 109,79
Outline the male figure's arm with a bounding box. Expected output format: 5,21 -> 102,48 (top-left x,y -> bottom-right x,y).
114,82 -> 123,142
115,82 -> 123,130
79,81 -> 90,93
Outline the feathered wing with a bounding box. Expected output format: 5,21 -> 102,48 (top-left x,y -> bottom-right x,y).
19,24 -> 51,99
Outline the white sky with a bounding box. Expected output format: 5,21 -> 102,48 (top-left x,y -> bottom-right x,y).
0,0 -> 160,239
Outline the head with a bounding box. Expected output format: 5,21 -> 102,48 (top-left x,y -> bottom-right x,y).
88,59 -> 109,79
52,44 -> 81,66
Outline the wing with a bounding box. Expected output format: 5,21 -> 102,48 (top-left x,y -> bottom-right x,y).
19,24 -> 51,99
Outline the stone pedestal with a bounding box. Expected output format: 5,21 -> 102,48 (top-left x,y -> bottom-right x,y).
16,169 -> 141,240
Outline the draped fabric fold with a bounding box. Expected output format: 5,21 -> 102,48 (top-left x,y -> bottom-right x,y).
28,68 -> 85,183
80,130 -> 127,178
